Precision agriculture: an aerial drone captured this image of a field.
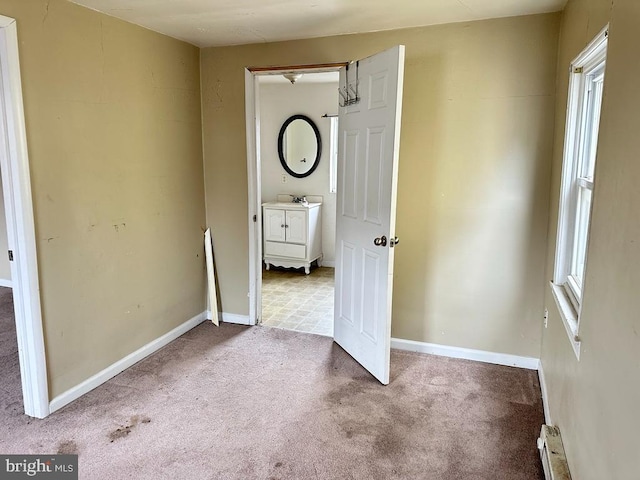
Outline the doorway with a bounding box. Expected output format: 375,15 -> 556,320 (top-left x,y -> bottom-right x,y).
245,47 -> 405,384
254,70 -> 340,336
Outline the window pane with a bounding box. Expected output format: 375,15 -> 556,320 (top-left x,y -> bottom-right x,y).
570,186 -> 593,289
585,74 -> 604,178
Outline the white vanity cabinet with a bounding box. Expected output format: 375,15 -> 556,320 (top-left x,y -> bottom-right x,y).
262,202 -> 322,274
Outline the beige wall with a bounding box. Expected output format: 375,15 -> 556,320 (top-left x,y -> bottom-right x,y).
541,0 -> 640,478
202,13 -> 560,357
0,0 -> 205,397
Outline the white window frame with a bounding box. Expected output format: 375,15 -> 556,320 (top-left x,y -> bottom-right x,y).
551,25 -> 608,360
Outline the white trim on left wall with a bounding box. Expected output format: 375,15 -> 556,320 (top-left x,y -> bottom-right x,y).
49,312 -> 208,414
0,278 -> 12,288
0,16 -> 49,418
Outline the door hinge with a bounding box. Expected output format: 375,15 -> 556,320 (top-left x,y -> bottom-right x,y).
8,250 -> 13,261
253,215 -> 257,223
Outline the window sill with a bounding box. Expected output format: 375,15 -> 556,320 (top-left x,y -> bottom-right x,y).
549,282 -> 581,360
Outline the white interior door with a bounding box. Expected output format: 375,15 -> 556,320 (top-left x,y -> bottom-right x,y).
333,45 -> 405,385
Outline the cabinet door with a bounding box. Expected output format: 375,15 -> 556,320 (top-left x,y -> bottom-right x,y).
286,210 -> 307,245
264,208 -> 286,242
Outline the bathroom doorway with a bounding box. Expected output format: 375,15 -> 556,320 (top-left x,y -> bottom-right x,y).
255,70 -> 340,336
246,47 -> 406,383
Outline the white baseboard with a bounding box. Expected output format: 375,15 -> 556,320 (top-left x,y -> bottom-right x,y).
320,261 -> 335,268
0,278 -> 12,288
222,312 -> 251,325
49,311 -> 207,414
538,361 -> 552,424
390,338 -> 540,370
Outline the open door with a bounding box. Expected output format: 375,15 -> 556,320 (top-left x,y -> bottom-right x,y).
333,46 -> 405,385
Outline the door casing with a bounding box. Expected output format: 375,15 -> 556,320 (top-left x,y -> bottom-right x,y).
244,64 -> 346,325
0,15 -> 49,418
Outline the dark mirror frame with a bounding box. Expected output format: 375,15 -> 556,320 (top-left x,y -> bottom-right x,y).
277,114 -> 322,178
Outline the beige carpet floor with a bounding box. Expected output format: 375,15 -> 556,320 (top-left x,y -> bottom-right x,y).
0,287 -> 544,479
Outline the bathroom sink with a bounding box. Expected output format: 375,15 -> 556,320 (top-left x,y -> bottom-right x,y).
263,201 -> 319,208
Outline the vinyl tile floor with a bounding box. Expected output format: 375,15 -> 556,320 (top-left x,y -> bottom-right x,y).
261,266 -> 334,336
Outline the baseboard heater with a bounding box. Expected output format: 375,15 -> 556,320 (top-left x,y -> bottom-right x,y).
537,425 -> 572,480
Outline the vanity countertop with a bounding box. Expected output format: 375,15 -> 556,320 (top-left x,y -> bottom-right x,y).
262,201 -> 321,209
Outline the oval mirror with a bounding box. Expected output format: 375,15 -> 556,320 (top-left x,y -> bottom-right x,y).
278,114 -> 322,178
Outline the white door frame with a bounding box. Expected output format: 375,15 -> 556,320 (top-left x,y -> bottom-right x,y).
244,68 -> 261,326
0,15 -> 49,418
244,64 -> 345,325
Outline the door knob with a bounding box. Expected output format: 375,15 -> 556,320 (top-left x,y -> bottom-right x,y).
390,237 -> 400,247
373,235 -> 387,247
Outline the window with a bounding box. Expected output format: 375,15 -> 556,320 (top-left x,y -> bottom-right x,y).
329,116 -> 339,193
551,26 -> 608,359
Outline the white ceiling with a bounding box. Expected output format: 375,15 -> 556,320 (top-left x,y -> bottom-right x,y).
70,0 -> 567,48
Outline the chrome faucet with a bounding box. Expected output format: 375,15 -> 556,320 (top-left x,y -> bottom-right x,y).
290,195 -> 307,204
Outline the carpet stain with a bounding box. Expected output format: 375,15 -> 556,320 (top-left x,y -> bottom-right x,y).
274,462 -> 283,468
108,415 -> 151,442
328,380 -> 419,462
442,439 -> 465,478
131,414 -> 152,425
325,380 -> 366,405
56,440 -> 78,454
373,430 -> 404,457
109,425 -> 133,442
324,346 -> 346,372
